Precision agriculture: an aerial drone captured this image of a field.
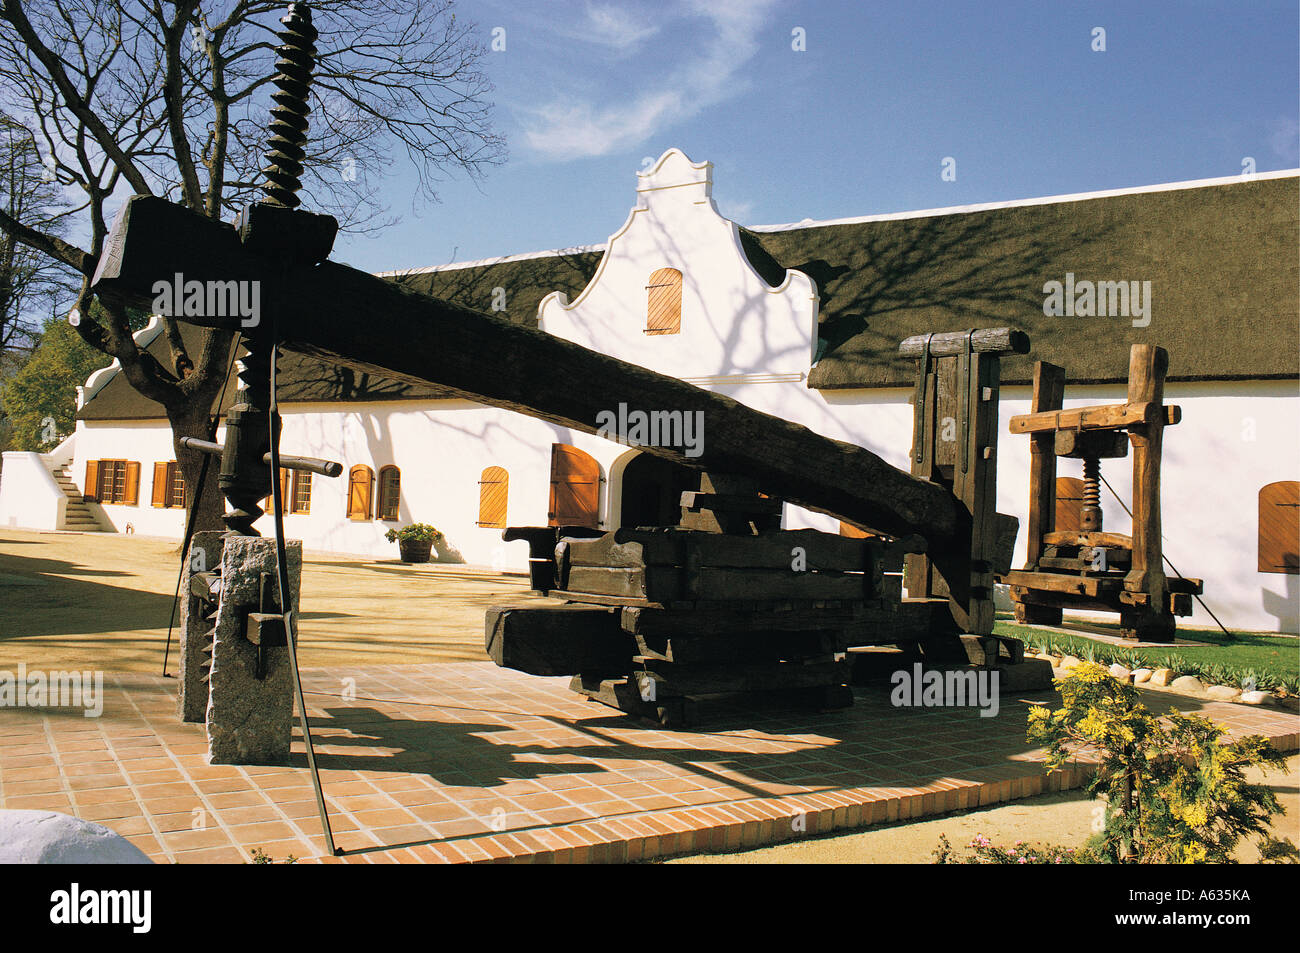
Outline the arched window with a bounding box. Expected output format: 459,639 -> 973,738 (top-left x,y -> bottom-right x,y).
478,466 -> 509,528
1055,477 -> 1084,533
549,444 -> 601,528
377,466 -> 401,521
645,267 -> 682,335
347,465 -> 373,521
1259,481 -> 1299,574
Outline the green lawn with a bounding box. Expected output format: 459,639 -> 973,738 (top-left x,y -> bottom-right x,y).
993,616 -> 1299,692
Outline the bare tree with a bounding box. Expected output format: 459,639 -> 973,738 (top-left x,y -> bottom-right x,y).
0,0 -> 505,531
0,114 -> 78,357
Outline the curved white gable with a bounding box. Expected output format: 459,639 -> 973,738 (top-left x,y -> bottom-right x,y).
538,148 -> 818,381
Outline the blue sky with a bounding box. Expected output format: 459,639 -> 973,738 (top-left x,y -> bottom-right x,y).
333,0 -> 1300,274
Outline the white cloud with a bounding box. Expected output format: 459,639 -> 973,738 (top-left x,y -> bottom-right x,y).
1268,117 -> 1299,164
581,3 -> 660,51
521,0 -> 779,161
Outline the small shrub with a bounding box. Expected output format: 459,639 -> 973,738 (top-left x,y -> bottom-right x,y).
1027,663 -> 1299,864
249,847 -> 298,864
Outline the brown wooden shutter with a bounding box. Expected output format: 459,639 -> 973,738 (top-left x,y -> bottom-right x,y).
83,460 -> 100,502
347,465 -> 373,520
646,268 -> 682,335
549,445 -> 600,528
478,466 -> 508,528
278,467 -> 292,513
1055,477 -> 1084,533
1259,481 -> 1299,574
124,461 -> 141,505
151,462 -> 169,507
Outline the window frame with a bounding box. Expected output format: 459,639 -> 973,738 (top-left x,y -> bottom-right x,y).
376,465 -> 401,522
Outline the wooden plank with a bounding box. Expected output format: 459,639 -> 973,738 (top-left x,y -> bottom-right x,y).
1024,361 -> 1065,572
843,598 -> 958,646
635,629 -> 848,666
687,567 -> 868,601
571,527 -> 873,572
564,565 -> 683,601
689,530 -> 868,571
1054,429 -> 1130,459
94,195 -> 963,544
999,569 -> 1123,597
638,659 -> 849,695
621,604 -> 871,638
1009,401 -> 1162,435
898,327 -> 1030,357
1043,531 -> 1133,549
680,491 -> 782,515
485,602 -> 631,676
549,589 -> 667,609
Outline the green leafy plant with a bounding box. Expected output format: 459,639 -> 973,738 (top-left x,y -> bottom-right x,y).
1027,663 -> 1298,863
384,522 -> 443,544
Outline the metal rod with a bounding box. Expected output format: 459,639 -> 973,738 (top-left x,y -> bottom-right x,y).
268,300 -> 337,856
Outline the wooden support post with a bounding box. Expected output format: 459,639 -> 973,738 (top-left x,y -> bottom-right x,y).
903,331 -> 1022,635
1017,362 -> 1065,625
1123,345 -> 1173,641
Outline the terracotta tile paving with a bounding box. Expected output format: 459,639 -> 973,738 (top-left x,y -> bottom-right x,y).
0,661 -> 1295,864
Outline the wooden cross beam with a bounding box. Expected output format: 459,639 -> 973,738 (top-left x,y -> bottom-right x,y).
93,195 -> 963,544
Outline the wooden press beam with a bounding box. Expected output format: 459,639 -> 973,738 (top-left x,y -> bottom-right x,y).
92,196 -> 961,544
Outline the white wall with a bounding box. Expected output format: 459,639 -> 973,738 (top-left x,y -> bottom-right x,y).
23,149 -> 1297,633
0,452 -> 66,530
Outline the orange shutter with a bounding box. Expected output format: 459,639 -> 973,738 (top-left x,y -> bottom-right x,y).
279,467 -> 292,512
84,460 -> 100,502
1259,481 -> 1299,574
549,445 -> 600,528
124,462 -> 141,506
646,268 -> 682,335
347,465 -> 373,520
478,466 -> 508,528
1055,477 -> 1084,534
151,463 -> 169,507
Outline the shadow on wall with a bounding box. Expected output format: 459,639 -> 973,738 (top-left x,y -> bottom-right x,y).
1262,574 -> 1299,634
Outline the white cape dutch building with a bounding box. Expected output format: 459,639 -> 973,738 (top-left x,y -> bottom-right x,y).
3,150 -> 1297,633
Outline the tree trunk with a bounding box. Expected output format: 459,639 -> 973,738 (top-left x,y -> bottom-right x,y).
170,400 -> 226,535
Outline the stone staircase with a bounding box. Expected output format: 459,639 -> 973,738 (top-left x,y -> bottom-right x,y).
50,464 -> 107,532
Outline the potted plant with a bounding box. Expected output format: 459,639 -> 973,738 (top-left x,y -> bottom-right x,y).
385,523 -> 443,564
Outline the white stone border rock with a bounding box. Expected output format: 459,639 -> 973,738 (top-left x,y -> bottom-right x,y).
1029,652 -> 1297,710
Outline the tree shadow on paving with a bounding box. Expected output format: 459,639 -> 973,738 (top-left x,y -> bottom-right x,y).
0,553 -> 175,639
294,697 -> 1049,795
281,698 -> 1070,856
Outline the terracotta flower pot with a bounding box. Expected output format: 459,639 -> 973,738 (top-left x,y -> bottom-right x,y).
397,538 -> 433,564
